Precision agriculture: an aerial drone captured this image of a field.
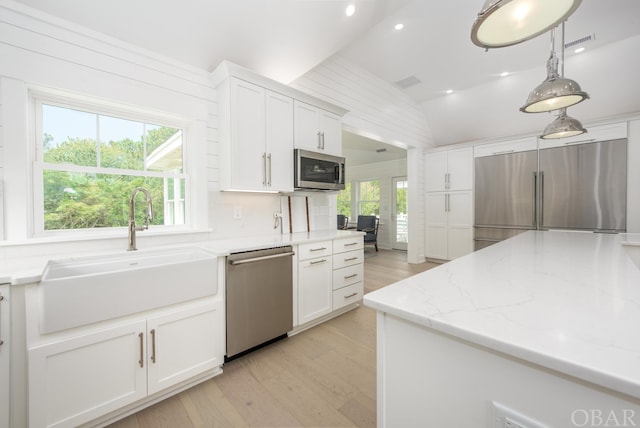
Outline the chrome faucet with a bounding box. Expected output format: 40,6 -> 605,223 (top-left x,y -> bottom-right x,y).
127,187 -> 153,251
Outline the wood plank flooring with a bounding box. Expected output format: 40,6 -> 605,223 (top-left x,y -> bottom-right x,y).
108,250 -> 438,428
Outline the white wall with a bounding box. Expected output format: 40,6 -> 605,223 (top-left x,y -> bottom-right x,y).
347,158 -> 407,251
423,35 -> 640,147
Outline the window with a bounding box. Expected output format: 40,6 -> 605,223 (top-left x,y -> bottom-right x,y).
358,180 -> 380,216
34,98 -> 187,233
337,182 -> 352,217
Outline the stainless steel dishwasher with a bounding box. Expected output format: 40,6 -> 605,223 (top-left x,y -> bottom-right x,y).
226,245 -> 294,360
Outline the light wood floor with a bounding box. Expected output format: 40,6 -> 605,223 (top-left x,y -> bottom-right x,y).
108,250 -> 439,428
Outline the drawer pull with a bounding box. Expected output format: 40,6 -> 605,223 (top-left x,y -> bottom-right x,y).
344,242 -> 358,246
344,274 -> 358,279
344,257 -> 358,262
310,247 -> 327,252
344,292 -> 358,299
150,329 -> 157,364
138,333 -> 144,368
310,259 -> 327,265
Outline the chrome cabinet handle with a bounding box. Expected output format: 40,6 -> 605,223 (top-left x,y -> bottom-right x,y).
310,247 -> 327,252
310,259 -> 327,265
344,274 -> 358,279
344,292 -> 358,299
262,153 -> 267,186
321,132 -> 325,150
344,257 -> 358,262
150,329 -> 157,364
138,333 -> 144,368
344,242 -> 358,247
317,131 -> 322,149
267,153 -> 272,187
533,171 -> 538,227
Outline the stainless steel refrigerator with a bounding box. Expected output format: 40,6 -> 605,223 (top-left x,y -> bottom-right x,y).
474,138 -> 627,250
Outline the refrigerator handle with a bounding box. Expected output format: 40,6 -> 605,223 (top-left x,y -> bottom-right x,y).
540,171 -> 545,227
533,172 -> 537,227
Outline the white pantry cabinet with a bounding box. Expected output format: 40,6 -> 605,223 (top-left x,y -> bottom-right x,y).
28,298 -> 223,428
0,284 -> 9,428
424,147 -> 474,261
298,241 -> 333,325
217,77 -> 294,192
294,100 -> 342,156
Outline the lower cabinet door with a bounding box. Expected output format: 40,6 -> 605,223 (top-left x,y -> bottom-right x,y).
298,257 -> 333,325
28,320 -> 147,428
146,300 -> 222,395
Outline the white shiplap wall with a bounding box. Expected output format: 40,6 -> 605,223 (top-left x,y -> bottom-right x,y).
0,78 -> 3,241
0,1 -> 212,246
291,54 -> 432,150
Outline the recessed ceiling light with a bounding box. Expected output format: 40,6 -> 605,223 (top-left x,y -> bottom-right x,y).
394,23 -> 404,30
345,4 -> 355,17
574,47 -> 585,53
446,89 -> 454,94
500,71 -> 510,77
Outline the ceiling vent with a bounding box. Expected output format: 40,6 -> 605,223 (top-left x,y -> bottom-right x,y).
565,33 -> 595,49
395,75 -> 421,89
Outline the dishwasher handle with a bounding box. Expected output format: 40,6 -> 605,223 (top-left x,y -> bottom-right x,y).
229,251 -> 295,265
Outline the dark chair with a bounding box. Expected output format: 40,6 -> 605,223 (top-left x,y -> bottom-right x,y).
337,214 -> 349,230
357,215 -> 379,251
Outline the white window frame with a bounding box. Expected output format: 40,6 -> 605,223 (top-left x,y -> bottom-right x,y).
31,91 -> 190,237
357,179 -> 381,216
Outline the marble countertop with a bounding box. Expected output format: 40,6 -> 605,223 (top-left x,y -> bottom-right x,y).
1,229 -> 363,285
364,230 -> 640,399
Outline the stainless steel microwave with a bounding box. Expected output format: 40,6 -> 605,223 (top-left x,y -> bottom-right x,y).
294,149 -> 345,191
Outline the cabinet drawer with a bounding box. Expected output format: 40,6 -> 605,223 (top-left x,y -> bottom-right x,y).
474,137 -> 537,158
333,237 -> 363,253
332,250 -> 363,269
333,264 -> 363,290
298,241 -> 332,260
333,282 -> 363,310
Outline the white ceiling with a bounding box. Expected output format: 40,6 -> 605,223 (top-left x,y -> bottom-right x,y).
10,0 -> 640,153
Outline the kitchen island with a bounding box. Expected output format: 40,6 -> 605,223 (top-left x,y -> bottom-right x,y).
364,231 -> 640,427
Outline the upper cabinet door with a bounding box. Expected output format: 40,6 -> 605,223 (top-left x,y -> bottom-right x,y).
230,78 -> 267,191
294,101 -> 343,156
424,151 -> 448,192
319,109 -> 342,156
266,90 -> 294,192
447,147 -> 473,191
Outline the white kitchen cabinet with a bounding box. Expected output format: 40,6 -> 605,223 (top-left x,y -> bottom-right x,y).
331,237 -> 364,312
0,285 -> 9,428
28,320 -> 148,428
424,147 -> 473,192
218,77 -> 294,192
146,301 -> 222,395
294,100 -> 342,156
28,298 -> 223,428
473,136 -> 538,158
298,241 -> 333,325
298,254 -> 333,325
424,147 -> 474,261
425,191 -> 473,261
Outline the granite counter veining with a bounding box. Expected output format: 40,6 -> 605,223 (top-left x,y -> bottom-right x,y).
364,230 -> 640,399
1,230 -> 363,285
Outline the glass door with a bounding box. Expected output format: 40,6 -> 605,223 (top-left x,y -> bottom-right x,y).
392,177 -> 408,250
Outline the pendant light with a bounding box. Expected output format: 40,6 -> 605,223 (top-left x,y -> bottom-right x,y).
470,0 -> 583,49
540,108 -> 587,139
520,23 -> 589,113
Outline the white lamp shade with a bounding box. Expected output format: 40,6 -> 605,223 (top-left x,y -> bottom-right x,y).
471,0 -> 582,48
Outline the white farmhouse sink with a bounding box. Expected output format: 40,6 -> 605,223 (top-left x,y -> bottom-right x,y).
39,246 -> 218,334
